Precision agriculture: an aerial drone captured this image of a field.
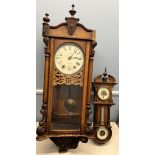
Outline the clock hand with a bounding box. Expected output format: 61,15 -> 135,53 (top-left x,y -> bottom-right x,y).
69,57 -> 81,60
68,52 -> 76,59
74,57 -> 82,60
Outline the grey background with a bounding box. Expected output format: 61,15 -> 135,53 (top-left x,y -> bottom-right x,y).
36,0 -> 119,122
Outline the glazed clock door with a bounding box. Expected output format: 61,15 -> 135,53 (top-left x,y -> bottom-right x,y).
49,40 -> 87,132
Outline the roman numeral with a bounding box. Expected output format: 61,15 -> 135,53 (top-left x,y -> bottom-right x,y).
62,65 -> 65,69
76,62 -> 80,66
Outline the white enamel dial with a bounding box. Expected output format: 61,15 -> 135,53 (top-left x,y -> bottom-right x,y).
97,87 -> 110,101
54,43 -> 84,75
97,127 -> 109,140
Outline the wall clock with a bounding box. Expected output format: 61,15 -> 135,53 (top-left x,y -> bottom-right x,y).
36,4 -> 97,152
93,68 -> 117,144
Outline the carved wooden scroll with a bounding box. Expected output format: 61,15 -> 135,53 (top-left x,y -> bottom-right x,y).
52,68 -> 83,86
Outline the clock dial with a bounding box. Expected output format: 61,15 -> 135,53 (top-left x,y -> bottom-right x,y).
54,43 -> 84,75
97,88 -> 110,101
96,127 -> 109,140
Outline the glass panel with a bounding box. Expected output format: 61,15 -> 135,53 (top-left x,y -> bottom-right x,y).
101,106 -> 104,125
51,85 -> 82,130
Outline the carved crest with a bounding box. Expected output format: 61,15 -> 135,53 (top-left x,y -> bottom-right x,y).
65,17 -> 79,35
65,4 -> 79,35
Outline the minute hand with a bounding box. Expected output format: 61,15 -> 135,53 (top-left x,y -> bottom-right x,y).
72,57 -> 81,60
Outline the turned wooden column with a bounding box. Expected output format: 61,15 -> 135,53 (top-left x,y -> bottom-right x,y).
36,13 -> 50,137
86,41 -> 97,134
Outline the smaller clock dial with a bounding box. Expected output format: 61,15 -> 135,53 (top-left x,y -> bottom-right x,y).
97,127 -> 109,140
54,43 -> 84,75
97,88 -> 110,101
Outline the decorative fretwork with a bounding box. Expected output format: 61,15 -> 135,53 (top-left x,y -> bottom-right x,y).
52,68 -> 83,86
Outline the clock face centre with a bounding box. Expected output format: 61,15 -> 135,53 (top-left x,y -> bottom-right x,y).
97,127 -> 109,140
100,130 -> 105,136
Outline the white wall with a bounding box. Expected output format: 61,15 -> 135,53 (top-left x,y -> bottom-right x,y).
36,0 -> 119,122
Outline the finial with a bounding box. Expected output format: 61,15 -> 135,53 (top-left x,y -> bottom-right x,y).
102,67 -> 108,82
72,4 -> 75,9
69,4 -> 76,17
43,13 -> 50,23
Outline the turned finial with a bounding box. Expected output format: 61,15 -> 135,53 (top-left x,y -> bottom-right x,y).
69,4 -> 76,17
43,13 -> 50,23
102,67 -> 108,82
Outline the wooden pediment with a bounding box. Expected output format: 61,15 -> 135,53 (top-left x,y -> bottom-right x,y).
94,68 -> 117,85
47,21 -> 96,41
42,5 -> 96,41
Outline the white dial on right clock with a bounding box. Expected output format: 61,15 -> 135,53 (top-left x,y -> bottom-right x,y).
97,88 -> 110,101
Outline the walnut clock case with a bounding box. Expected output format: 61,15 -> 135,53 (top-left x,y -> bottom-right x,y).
93,68 -> 117,144
36,5 -> 97,152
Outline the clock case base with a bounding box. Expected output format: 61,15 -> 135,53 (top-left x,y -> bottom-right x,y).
50,136 -> 88,152
36,125 -> 112,152
49,127 -> 112,152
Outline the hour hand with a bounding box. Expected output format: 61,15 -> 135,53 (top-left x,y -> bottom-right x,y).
68,53 -> 74,60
